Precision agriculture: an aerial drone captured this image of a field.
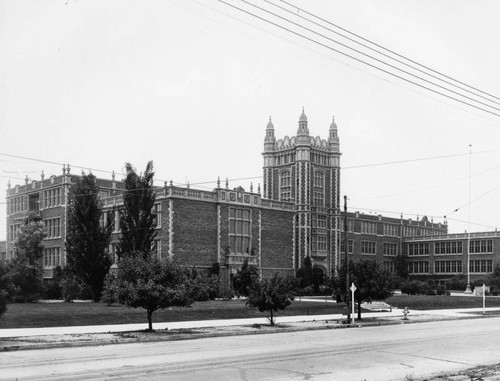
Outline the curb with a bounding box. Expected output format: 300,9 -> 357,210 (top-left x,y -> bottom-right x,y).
0,314 -> 468,352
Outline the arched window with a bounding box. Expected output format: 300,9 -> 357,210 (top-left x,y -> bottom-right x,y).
280,171 -> 291,201
313,171 -> 324,206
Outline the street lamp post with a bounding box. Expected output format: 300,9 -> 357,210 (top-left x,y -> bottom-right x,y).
344,195 -> 351,323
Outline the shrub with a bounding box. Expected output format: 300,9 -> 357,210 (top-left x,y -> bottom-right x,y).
101,273 -> 119,305
447,275 -> 467,290
400,280 -> 431,295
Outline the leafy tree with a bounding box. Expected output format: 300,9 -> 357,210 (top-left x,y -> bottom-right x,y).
10,221 -> 46,302
296,256 -> 313,289
117,161 -> 157,259
401,279 -> 433,295
65,172 -> 113,302
394,254 -> 409,279
333,260 -> 395,320
488,265 -> 500,294
0,261 -> 13,318
233,258 -> 258,297
101,272 -> 119,306
117,254 -> 192,331
247,273 -> 296,326
14,221 -> 46,265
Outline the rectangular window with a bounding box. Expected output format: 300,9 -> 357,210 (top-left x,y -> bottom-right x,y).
313,171 -> 324,207
408,261 -> 429,274
470,259 -> 493,273
360,221 -> 377,235
383,224 -> 399,237
434,241 -> 462,255
434,260 -> 463,274
312,235 -> 327,252
153,203 -> 162,228
361,241 -> 376,255
340,239 -> 353,254
229,207 -> 252,254
347,220 -> 354,232
43,247 -> 61,268
408,243 -> 429,256
43,188 -> 61,208
280,171 -> 292,202
383,242 -> 398,256
44,218 -> 61,239
469,240 -> 493,254
313,215 -> 327,229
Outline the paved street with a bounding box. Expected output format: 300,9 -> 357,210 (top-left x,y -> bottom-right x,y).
2,316 -> 500,380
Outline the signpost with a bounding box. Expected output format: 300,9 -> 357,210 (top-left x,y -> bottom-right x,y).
350,283 -> 357,322
483,284 -> 486,315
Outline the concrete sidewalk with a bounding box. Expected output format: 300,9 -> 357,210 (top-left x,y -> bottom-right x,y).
2,306 -> 500,338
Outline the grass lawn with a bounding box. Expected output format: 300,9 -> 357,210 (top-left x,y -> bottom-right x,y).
387,294 -> 500,310
0,299 -> 339,329
2,294 -> 500,329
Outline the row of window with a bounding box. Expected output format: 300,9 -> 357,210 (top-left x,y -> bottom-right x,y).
9,189 -> 63,214
340,240 -> 398,256
434,260 -> 462,274
409,240 -> 493,256
279,170 -> 326,206
346,222 -> 441,237
408,260 -> 493,274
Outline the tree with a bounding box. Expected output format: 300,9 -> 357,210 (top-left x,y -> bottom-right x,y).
117,254 -> 192,331
10,221 -> 46,302
0,261 -> 13,318
233,258 -> 258,297
332,260 -> 395,320
247,273 -> 296,326
65,172 -> 113,302
117,161 -> 157,259
296,256 -> 313,289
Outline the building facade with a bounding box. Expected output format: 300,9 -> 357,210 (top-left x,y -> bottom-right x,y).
3,110 -> 498,287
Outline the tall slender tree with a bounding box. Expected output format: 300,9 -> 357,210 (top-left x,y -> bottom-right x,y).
66,172 -> 113,302
117,161 -> 157,259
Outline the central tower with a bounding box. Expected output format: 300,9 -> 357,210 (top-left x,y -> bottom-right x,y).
263,109 -> 341,275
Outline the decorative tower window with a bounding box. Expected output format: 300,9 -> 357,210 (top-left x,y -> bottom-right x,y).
313,170 -> 324,206
280,171 -> 291,202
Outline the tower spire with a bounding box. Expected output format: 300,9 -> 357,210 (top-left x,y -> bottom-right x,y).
328,115 -> 340,152
296,107 -> 310,144
264,115 -> 276,152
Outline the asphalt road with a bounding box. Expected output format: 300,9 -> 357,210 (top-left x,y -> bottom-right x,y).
2,317 -> 500,381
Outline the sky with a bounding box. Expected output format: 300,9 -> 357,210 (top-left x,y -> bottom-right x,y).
1,0 -> 500,240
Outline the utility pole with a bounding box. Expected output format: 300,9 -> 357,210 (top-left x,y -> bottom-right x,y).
344,195 -> 351,323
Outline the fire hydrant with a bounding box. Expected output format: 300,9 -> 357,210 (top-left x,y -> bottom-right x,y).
402,307 -> 410,320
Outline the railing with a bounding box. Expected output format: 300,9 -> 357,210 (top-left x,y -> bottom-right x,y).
404,231 -> 500,241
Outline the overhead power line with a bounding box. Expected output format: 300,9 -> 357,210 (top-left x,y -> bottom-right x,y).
280,0 -> 500,104
241,0 -> 500,113
216,0 -> 500,118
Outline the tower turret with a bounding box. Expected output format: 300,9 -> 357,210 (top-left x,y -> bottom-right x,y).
328,116 -> 340,153
264,116 -> 276,152
296,108 -> 310,145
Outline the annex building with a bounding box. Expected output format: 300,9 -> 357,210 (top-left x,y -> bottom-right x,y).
4,110 -> 498,286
